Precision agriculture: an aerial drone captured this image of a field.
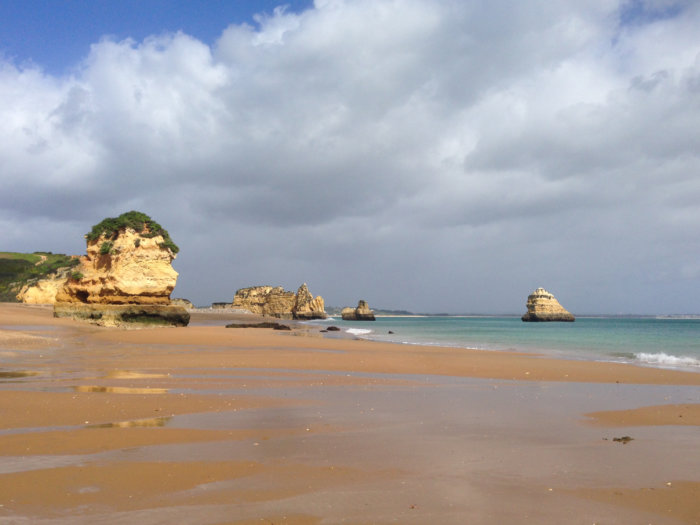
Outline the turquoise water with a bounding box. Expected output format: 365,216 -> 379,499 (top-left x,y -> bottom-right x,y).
313,316 -> 700,371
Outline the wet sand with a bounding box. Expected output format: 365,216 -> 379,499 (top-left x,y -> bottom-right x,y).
0,302 -> 699,524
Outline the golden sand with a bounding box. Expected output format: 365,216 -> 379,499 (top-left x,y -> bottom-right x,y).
0,303 -> 698,524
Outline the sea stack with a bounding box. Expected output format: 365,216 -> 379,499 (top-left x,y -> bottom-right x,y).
293,283 -> 328,320
232,284 -> 327,320
341,300 -> 376,321
53,211 -> 189,327
521,287 -> 575,322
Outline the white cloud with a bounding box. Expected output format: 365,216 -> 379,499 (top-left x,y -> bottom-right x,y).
1,0 -> 700,313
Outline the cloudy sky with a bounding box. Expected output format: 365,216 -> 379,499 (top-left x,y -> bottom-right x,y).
1,0 -> 699,314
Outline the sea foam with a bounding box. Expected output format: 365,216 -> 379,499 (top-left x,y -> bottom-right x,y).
635,352 -> 700,368
345,328 -> 373,336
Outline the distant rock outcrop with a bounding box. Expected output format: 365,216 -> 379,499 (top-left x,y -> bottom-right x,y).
171,298 -> 194,309
53,211 -> 189,327
232,283 -> 326,320
341,300 -> 376,321
232,286 -> 295,317
521,288 -> 575,322
211,302 -> 234,309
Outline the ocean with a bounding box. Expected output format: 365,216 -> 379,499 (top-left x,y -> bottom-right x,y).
312,316 -> 700,371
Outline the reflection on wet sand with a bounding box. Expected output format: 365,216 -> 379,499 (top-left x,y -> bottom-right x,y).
0,370 -> 37,380
0,459 -> 394,517
570,481 -> 700,524
106,370 -> 170,380
74,385 -> 170,394
88,416 -> 172,429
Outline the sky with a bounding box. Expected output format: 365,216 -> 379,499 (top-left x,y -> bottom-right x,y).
1,0 -> 699,315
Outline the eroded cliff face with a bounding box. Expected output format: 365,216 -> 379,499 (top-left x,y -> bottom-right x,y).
342,300 -> 376,321
232,284 -> 326,320
521,288 -> 575,322
55,229 -> 178,305
232,286 -> 295,318
294,284 -> 326,320
17,268 -> 71,304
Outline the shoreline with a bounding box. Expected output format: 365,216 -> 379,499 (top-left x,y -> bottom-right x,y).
309,314 -> 700,374
1,302 -> 699,523
3,303 -> 700,385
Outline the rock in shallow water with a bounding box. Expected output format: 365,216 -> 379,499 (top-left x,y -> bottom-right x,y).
341,300 -> 376,321
521,287 -> 575,322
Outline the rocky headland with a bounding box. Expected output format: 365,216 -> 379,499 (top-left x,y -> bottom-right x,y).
521,287 -> 575,322
341,300 -> 376,321
53,211 -> 189,327
0,252 -> 78,303
231,284 -> 327,320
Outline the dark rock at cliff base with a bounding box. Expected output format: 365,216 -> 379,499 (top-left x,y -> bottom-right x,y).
225,321 -> 291,330
522,312 -> 576,322
521,288 -> 575,322
54,303 -> 190,327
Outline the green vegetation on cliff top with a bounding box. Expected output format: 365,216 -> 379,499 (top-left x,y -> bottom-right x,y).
86,211 -> 179,254
0,252 -> 79,302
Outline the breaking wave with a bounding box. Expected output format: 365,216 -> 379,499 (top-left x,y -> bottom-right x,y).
634,352 -> 700,368
345,328 -> 373,336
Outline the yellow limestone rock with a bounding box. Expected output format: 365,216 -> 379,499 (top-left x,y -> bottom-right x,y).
341,300 -> 376,321
53,211 -> 188,327
232,284 -> 326,320
56,229 -> 177,305
232,286 -> 295,318
17,269 -> 71,304
294,283 -> 327,320
521,287 -> 575,322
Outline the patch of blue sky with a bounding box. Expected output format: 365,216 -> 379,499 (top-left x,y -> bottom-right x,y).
618,0 -> 685,27
0,0 -> 313,76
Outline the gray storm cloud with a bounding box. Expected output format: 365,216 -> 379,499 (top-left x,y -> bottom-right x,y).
1,0 -> 699,314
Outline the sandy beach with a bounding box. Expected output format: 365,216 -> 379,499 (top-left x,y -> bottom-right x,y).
0,303 -> 698,524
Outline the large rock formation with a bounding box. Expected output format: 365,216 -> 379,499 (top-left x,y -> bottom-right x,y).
232,286 -> 295,317
53,211 -> 189,327
341,300 -> 376,321
293,283 -> 327,320
232,284 -> 326,320
521,288 -> 575,322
